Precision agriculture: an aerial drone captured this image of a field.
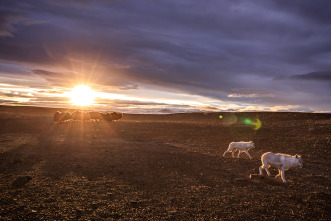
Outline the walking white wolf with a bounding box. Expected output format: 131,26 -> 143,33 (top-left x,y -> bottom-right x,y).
223,141 -> 255,159
259,152 -> 303,183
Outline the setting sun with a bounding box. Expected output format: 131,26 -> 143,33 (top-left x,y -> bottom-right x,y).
69,85 -> 96,106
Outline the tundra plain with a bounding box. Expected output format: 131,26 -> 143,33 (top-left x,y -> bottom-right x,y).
0,106 -> 330,220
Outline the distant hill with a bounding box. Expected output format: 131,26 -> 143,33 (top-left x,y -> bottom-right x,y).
0,105 -> 330,120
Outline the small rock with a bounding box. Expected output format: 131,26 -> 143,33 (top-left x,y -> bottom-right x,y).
250,174 -> 264,179
76,209 -> 83,218
91,202 -> 99,210
11,159 -> 22,164
12,176 -> 32,188
97,212 -> 110,218
169,210 -> 177,215
110,214 -> 122,219
103,192 -> 114,200
130,201 -> 138,207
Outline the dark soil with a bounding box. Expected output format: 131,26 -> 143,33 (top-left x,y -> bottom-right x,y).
0,106 -> 330,220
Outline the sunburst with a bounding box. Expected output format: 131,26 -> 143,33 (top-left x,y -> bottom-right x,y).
68,85 -> 96,106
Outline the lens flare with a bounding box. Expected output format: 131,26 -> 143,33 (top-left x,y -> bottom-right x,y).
244,118 -> 252,125
243,117 -> 262,130
253,118 -> 262,130
218,113 -> 238,125
219,113 -> 262,130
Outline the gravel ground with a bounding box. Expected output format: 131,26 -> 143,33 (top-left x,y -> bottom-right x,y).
0,108 -> 330,220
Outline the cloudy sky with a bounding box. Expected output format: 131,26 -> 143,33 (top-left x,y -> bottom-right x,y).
0,0 -> 330,113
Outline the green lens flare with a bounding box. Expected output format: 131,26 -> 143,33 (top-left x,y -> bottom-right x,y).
243,118 -> 262,130
219,113 -> 238,125
244,118 -> 252,124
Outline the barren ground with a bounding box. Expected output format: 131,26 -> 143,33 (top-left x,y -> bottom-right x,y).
0,106 -> 330,220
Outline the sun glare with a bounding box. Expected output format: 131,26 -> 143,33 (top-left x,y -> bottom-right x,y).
69,85 -> 96,106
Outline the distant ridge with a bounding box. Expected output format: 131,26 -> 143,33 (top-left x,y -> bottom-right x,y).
0,105 -> 330,117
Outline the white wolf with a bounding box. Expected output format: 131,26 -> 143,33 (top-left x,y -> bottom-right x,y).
259,152 -> 303,183
223,141 -> 255,159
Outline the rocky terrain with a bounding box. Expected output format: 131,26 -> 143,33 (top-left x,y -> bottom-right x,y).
0,106 -> 330,220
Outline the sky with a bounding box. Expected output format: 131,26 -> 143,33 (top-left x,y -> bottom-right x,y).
0,0 -> 330,113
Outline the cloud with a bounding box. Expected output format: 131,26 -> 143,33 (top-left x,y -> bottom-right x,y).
235,104 -> 313,113
0,99 -> 22,105
227,89 -> 275,98
0,0 -> 331,112
0,9 -> 24,37
270,0 -> 331,25
0,90 -> 33,98
228,94 -> 275,98
95,98 -> 169,107
268,105 -> 313,113
289,72 -> 331,81
32,69 -> 93,87
195,106 -> 221,112
32,69 -> 72,82
32,69 -> 139,90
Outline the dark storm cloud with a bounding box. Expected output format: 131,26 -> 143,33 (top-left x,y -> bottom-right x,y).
290,72 -> 331,81
271,0 -> 331,25
0,9 -> 24,37
0,0 -> 331,111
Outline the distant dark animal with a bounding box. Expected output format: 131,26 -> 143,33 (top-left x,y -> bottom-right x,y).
63,112 -> 72,121
90,112 -> 103,121
102,113 -> 113,122
259,152 -> 303,183
71,111 -> 82,121
111,112 -> 123,121
83,112 -> 91,121
54,111 -> 72,123
54,111 -> 123,123
71,111 -> 98,122
54,111 -> 63,123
